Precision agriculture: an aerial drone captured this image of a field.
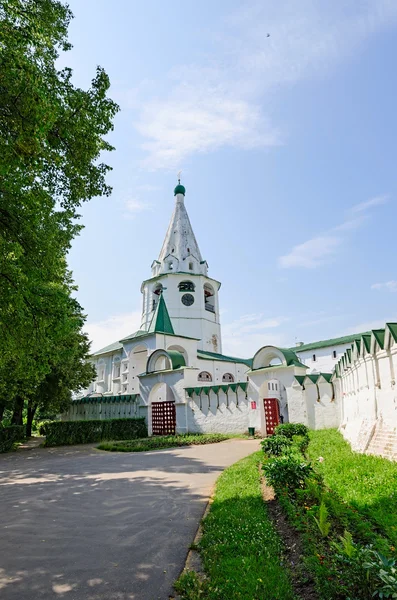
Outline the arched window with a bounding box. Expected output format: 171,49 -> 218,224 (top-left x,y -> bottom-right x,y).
222,373 -> 234,383
198,371 -> 212,382
96,361 -> 105,382
204,284 -> 215,313
179,281 -> 195,292
152,283 -> 163,310
112,358 -> 121,379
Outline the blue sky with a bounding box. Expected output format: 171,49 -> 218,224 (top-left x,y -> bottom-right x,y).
64,0 -> 397,357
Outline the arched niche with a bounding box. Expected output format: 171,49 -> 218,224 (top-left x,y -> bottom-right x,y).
148,382 -> 175,404
146,349 -> 186,374
252,346 -> 287,370
167,344 -> 188,367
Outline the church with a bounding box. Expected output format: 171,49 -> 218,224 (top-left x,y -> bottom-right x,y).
66,182 -> 397,460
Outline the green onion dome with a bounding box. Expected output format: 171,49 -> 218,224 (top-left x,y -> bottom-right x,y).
174,183 -> 186,196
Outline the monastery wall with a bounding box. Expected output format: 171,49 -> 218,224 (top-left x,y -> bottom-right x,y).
337,328 -> 397,460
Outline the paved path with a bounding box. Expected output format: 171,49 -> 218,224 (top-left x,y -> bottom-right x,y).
0,439 -> 259,600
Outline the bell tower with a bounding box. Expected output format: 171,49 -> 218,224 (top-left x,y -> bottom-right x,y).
140,181 -> 222,353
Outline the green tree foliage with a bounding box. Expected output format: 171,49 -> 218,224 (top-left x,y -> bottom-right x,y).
0,0 -> 119,424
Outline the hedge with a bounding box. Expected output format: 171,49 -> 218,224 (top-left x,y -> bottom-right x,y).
41,418 -> 147,447
0,425 -> 25,453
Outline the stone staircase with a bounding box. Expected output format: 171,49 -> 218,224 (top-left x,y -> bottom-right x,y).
366,424 -> 397,460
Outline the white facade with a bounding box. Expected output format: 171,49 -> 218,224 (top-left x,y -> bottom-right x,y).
67,182 -> 397,460
295,342 -> 359,373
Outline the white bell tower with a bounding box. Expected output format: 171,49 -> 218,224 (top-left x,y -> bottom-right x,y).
140,180 -> 222,353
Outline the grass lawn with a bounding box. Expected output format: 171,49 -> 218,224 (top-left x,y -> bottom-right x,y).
175,451 -> 295,600
97,433 -> 232,452
307,429 -> 397,545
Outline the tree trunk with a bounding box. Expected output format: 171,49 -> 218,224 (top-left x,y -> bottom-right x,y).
0,404 -> 4,423
26,401 -> 37,438
11,396 -> 24,426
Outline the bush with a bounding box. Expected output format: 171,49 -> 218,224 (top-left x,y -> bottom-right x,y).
263,453 -> 313,494
0,425 -> 25,453
261,434 -> 292,456
42,418 -> 147,447
274,422 -> 309,439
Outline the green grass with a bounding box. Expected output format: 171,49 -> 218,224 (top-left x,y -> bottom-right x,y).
97,433 -> 232,452
175,451 -> 295,600
307,429 -> 397,545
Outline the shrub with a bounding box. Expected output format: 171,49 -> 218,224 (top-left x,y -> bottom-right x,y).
292,433 -> 310,454
42,418 -> 147,447
274,422 -> 309,439
0,425 -> 25,453
263,453 -> 313,494
261,434 -> 292,456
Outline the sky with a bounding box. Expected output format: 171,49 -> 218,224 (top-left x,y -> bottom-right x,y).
63,0 -> 397,358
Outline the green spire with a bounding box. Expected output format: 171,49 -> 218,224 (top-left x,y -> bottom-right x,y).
148,294 -> 175,334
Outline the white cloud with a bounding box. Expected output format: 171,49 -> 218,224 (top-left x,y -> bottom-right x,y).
279,235 -> 340,269
371,281 -> 397,292
123,198 -> 152,219
133,1 -> 397,169
351,194 -> 389,213
222,313 -> 287,357
137,91 -> 280,170
85,311 -> 142,353
280,193 -> 390,269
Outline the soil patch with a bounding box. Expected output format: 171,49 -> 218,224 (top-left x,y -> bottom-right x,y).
261,475 -> 318,600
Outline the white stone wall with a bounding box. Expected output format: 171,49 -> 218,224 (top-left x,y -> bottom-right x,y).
186,391 -> 250,434
337,332 -> 397,459
296,343 -> 355,374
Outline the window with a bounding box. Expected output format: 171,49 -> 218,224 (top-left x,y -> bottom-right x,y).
198,371 -> 212,382
204,284 -> 215,313
189,262 -> 194,271
169,261 -> 174,270
152,283 -> 163,310
312,354 -> 316,362
332,350 -> 337,359
179,281 -> 195,292
113,363 -> 121,379
97,364 -> 105,381
222,373 -> 234,383
268,382 -> 271,390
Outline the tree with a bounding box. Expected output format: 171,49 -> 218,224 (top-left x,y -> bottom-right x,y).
0,0 -> 118,423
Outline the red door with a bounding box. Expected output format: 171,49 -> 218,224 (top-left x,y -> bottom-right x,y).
263,398 -> 280,435
152,401 -> 176,436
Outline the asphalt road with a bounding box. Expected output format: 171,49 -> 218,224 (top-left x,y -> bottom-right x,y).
0,439 -> 259,600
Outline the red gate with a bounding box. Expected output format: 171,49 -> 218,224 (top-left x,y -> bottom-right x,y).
263,398 -> 280,435
151,401 -> 176,436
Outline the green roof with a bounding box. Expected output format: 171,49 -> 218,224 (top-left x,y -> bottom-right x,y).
91,340 -> 123,356
318,373 -> 332,382
306,374 -> 320,384
362,334 -> 371,353
387,323 -> 397,343
197,349 -> 253,368
294,375 -> 306,386
292,332 -> 369,353
148,294 -> 175,335
372,329 -> 385,349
